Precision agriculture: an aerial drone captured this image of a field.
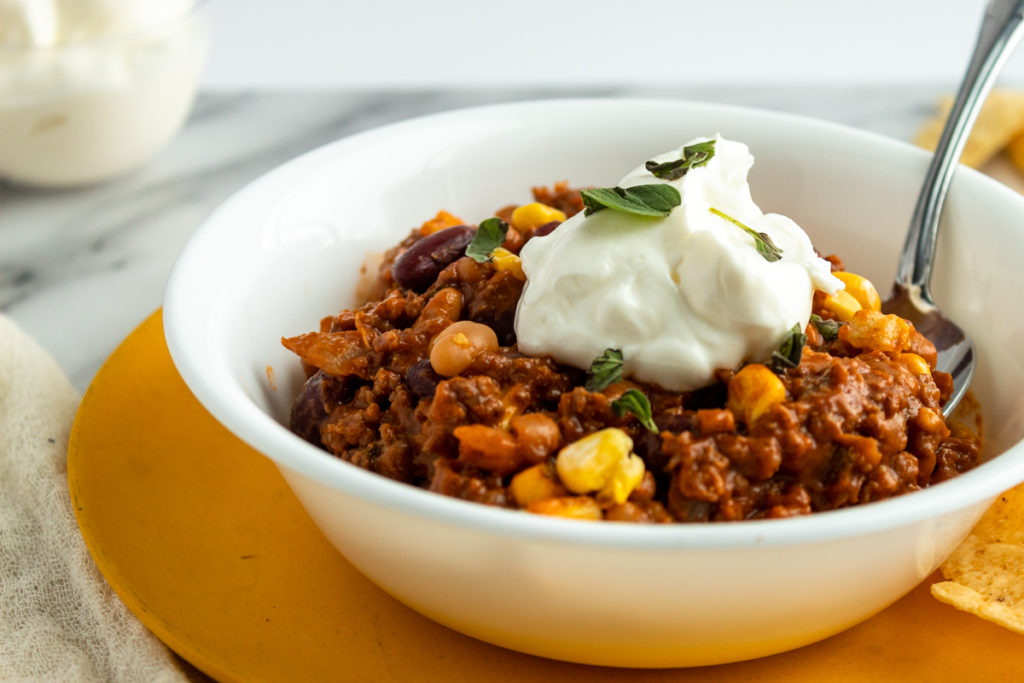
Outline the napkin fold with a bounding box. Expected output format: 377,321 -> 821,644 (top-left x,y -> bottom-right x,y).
0,315 -> 187,682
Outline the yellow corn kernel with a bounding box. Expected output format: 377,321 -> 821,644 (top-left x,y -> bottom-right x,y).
527,495 -> 603,520
491,247 -> 526,280
420,209 -> 464,236
555,428 -> 645,505
727,363 -> 787,425
598,452 -> 646,506
914,405 -> 944,432
510,202 -> 567,231
840,309 -> 913,353
899,352 -> 932,376
556,428 -> 632,493
510,464 -> 565,507
834,272 -> 882,311
822,289 -> 863,322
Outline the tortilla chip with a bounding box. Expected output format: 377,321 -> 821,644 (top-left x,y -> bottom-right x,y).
1006,131 -> 1024,173
915,90 -> 1024,168
931,482 -> 1024,634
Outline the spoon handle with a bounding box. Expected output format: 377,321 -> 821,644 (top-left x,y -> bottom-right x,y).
896,0 -> 1024,293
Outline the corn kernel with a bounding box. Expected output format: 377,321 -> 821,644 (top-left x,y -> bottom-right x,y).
510,202 -> 567,231
491,247 -> 526,280
727,363 -> 787,425
556,428 -> 632,492
510,464 -> 566,507
555,428 -> 645,504
527,495 -> 603,520
598,452 -> 645,505
834,272 -> 882,311
899,352 -> 932,376
822,289 -> 863,322
840,309 -> 913,353
914,406 -> 945,432
420,209 -> 464,236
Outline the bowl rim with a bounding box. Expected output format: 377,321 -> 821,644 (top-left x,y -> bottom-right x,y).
164,96 -> 1024,550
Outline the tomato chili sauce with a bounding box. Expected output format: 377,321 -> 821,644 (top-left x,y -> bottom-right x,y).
282,184 -> 980,523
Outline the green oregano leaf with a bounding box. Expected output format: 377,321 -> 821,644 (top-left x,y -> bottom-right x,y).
769,323 -> 807,373
580,184 -> 681,217
611,388 -> 659,433
465,217 -> 508,262
585,348 -> 624,392
645,139 -> 717,180
707,207 -> 784,262
809,314 -> 843,341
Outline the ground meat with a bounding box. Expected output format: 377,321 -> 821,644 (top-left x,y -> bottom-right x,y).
283,186 -> 981,523
530,180 -> 584,217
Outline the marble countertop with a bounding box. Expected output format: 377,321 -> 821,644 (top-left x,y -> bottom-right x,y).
0,86 -> 948,391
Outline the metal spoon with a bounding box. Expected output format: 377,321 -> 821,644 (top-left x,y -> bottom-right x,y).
883,0 -> 1024,417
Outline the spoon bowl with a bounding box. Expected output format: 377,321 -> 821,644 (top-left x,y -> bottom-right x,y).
884,0 -> 1024,416
883,283 -> 975,416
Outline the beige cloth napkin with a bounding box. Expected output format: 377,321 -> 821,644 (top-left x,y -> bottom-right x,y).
0,315 -> 187,681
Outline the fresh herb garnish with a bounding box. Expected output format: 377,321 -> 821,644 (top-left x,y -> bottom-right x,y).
769,323 -> 807,373
645,139 -> 717,180
707,207 -> 784,262
465,217 -> 508,262
809,314 -> 843,341
585,348 -> 624,391
611,388 -> 659,433
580,184 -> 681,217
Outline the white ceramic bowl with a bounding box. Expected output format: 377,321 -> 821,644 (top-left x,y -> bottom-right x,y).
164,99 -> 1024,668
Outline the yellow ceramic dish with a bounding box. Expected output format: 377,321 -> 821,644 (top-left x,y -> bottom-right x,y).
67,311 -> 1024,681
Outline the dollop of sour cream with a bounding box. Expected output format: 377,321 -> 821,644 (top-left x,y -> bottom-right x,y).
514,135 -> 843,391
0,0 -> 204,186
0,0 -> 195,47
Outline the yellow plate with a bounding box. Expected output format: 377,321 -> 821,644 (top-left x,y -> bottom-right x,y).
68,311 -> 1023,681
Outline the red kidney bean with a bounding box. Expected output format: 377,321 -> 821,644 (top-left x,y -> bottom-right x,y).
391,225 -> 475,292
470,306 -> 516,347
289,371 -> 354,445
405,358 -> 441,399
531,220 -> 561,238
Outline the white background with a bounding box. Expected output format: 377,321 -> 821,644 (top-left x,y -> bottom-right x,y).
202,0 -> 1024,89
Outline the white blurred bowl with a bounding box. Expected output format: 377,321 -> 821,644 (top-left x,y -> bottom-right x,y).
0,2 -> 209,187
163,99 -> 1024,667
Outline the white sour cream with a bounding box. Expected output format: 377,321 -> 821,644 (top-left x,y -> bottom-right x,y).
514,135 -> 843,391
0,0 -> 196,46
0,0 -> 206,186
